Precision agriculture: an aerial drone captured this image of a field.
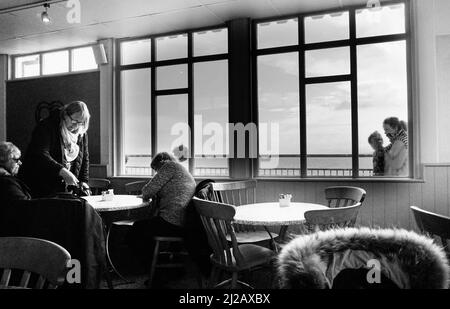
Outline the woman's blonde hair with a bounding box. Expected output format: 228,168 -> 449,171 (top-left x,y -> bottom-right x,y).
0,141 -> 20,167
60,101 -> 91,134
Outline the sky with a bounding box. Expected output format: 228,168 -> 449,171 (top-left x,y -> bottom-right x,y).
120,4 -> 408,169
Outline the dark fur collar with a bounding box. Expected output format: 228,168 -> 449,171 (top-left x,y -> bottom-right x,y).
277,228 -> 449,289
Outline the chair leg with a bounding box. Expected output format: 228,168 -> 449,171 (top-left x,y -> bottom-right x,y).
208,266 -> 219,288
231,272 -> 238,289
148,240 -> 160,288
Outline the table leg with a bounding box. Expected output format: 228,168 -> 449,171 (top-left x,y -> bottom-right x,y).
103,224 -> 132,287
278,225 -> 289,242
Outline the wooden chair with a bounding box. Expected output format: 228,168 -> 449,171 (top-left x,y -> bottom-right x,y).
193,197 -> 274,289
211,181 -> 278,246
325,186 -> 366,208
304,203 -> 362,232
0,237 -> 71,289
125,181 -> 147,195
88,178 -> 111,195
411,206 -> 450,256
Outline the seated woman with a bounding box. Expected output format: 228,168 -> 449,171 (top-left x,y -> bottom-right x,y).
0,141 -> 31,202
128,152 -> 196,266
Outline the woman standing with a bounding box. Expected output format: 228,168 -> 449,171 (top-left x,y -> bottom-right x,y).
383,117 -> 408,177
19,101 -> 91,198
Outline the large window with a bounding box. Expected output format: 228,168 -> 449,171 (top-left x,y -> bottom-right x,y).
118,27 -> 229,176
12,45 -> 98,79
255,2 -> 410,178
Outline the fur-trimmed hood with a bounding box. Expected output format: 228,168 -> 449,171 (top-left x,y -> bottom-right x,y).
277,228 -> 449,289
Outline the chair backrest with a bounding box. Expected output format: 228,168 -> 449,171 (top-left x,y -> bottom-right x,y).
304,203 -> 362,232
192,197 -> 246,268
411,206 -> 450,256
211,180 -> 257,206
325,186 -> 366,208
210,181 -> 257,232
125,181 -> 147,195
0,237 -> 71,289
88,178 -> 111,195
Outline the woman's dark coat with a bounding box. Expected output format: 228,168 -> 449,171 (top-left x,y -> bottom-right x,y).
18,111 -> 89,198
0,170 -> 32,202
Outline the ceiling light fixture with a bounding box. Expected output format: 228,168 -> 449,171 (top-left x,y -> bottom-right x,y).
41,3 -> 51,24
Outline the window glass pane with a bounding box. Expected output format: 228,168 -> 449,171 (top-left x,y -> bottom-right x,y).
194,28 -> 228,57
257,18 -> 298,49
156,64 -> 188,90
306,82 -> 352,177
42,50 -> 69,75
120,39 -> 151,65
356,4 -> 405,38
121,69 -> 152,176
72,46 -> 98,71
194,60 -> 229,177
358,41 -> 408,177
15,55 -> 39,78
305,47 -> 350,78
156,34 -> 187,61
258,53 -> 300,177
305,12 -> 349,44
157,94 -> 189,159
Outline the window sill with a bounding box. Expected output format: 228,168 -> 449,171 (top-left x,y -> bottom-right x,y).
110,175 -> 424,184
254,177 -> 425,183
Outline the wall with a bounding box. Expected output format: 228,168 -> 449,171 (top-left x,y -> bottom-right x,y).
6,71 -> 101,163
415,0 -> 450,163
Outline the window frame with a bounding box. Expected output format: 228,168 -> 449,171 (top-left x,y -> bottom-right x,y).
252,0 -> 413,179
10,43 -> 99,80
115,24 -> 230,177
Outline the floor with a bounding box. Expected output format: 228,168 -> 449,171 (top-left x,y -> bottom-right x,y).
100,228 -> 277,289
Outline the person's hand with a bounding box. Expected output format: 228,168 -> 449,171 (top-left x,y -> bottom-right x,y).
59,168 -> 79,186
81,182 -> 91,196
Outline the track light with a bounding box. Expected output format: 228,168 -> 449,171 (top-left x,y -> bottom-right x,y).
41,3 -> 50,24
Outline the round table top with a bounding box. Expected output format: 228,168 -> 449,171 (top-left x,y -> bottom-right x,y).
233,202 -> 328,226
82,195 -> 150,212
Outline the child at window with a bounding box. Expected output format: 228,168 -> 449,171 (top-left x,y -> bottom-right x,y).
368,131 -> 385,176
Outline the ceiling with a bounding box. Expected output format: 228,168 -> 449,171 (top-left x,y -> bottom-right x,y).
0,0 -> 380,55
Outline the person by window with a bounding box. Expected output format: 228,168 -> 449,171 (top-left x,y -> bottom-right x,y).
383,117 -> 408,177
127,152 -> 196,269
0,141 -> 31,202
368,131 -> 385,176
18,101 -> 91,197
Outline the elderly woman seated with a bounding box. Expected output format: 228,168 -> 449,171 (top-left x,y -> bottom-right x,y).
277,228 -> 449,289
128,152 -> 196,267
0,141 -> 31,202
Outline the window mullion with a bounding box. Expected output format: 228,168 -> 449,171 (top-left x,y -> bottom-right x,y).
188,32 -> 194,175
350,9 -> 359,178
299,15 -> 307,178
151,38 -> 157,166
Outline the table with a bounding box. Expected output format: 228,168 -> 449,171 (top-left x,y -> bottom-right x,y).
82,195 -> 152,288
233,202 -> 328,241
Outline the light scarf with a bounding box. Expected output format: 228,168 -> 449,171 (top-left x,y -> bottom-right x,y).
61,124 -> 80,163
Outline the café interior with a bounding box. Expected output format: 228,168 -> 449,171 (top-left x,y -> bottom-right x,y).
0,0 -> 449,289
